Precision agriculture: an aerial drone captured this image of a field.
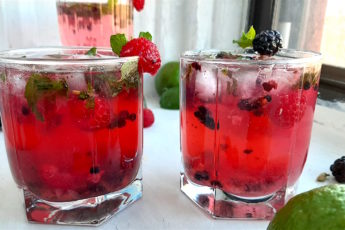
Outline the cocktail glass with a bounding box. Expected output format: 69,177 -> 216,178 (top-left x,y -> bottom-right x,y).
0,47 -> 142,225
180,49 -> 321,219
56,0 -> 133,47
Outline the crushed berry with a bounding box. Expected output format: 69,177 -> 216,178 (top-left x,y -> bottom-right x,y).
194,106 -> 217,130
211,180 -> 223,188
191,62 -> 201,71
118,119 -> 126,128
303,81 -> 311,90
246,213 -> 253,218
194,171 -> 209,181
262,80 -> 278,92
238,95 -> 272,116
119,110 -> 129,120
89,166 -> 100,174
243,149 -> 253,154
128,113 -> 136,121
237,99 -> 252,111
22,106 -> 30,116
108,118 -> 126,129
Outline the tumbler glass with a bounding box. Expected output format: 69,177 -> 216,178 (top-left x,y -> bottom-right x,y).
0,47 -> 142,225
180,49 -> 321,219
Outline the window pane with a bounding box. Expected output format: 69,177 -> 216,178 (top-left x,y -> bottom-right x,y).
320,0 -> 345,67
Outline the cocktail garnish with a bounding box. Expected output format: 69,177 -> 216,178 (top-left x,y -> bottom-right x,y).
24,73 -> 68,121
233,25 -> 256,49
110,31 -> 161,75
85,47 -> 97,56
233,26 -> 283,56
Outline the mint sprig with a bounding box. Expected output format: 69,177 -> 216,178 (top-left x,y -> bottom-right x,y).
24,73 -> 68,121
0,73 -> 6,83
110,34 -> 127,56
139,32 -> 152,41
233,26 -> 256,49
86,47 -> 97,56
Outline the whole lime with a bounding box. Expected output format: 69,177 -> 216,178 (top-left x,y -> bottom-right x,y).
154,61 -> 179,96
268,184 -> 345,230
160,86 -> 179,110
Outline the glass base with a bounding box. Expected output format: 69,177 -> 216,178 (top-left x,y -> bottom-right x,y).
180,173 -> 295,220
24,178 -> 142,226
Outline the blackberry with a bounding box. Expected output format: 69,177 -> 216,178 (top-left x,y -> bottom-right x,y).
119,110 -> 129,120
194,106 -> 217,130
253,30 -> 283,56
89,166 -> 100,174
330,156 -> 345,183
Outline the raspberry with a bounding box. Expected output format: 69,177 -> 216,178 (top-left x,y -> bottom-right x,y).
330,156 -> 345,183
262,80 -> 278,92
120,37 -> 161,75
253,30 -> 283,56
133,0 -> 145,11
89,97 -> 111,128
143,108 -> 154,128
70,96 -> 111,130
271,92 -> 306,128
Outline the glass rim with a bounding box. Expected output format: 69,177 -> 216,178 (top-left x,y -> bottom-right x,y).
180,49 -> 322,65
0,46 -> 139,66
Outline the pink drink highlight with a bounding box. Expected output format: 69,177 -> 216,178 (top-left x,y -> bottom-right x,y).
57,1 -> 133,47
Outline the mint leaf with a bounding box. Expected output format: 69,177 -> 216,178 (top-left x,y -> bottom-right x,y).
86,47 -> 97,56
0,73 -> 6,82
24,73 -> 68,121
233,26 -> 256,49
110,34 -> 127,56
121,60 -> 140,89
139,32 -> 152,41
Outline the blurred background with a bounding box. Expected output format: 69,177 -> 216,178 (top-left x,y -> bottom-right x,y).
0,0 -> 344,109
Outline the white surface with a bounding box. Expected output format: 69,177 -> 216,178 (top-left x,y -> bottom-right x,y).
0,101 -> 345,230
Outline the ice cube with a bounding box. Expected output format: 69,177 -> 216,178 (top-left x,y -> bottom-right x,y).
65,72 -> 87,91
194,65 -> 217,102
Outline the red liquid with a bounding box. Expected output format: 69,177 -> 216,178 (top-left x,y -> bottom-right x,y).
56,1 -> 133,47
0,69 -> 142,202
181,62 -> 320,198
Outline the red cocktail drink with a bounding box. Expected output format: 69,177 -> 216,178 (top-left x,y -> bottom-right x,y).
180,50 -> 321,219
0,47 -> 142,225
